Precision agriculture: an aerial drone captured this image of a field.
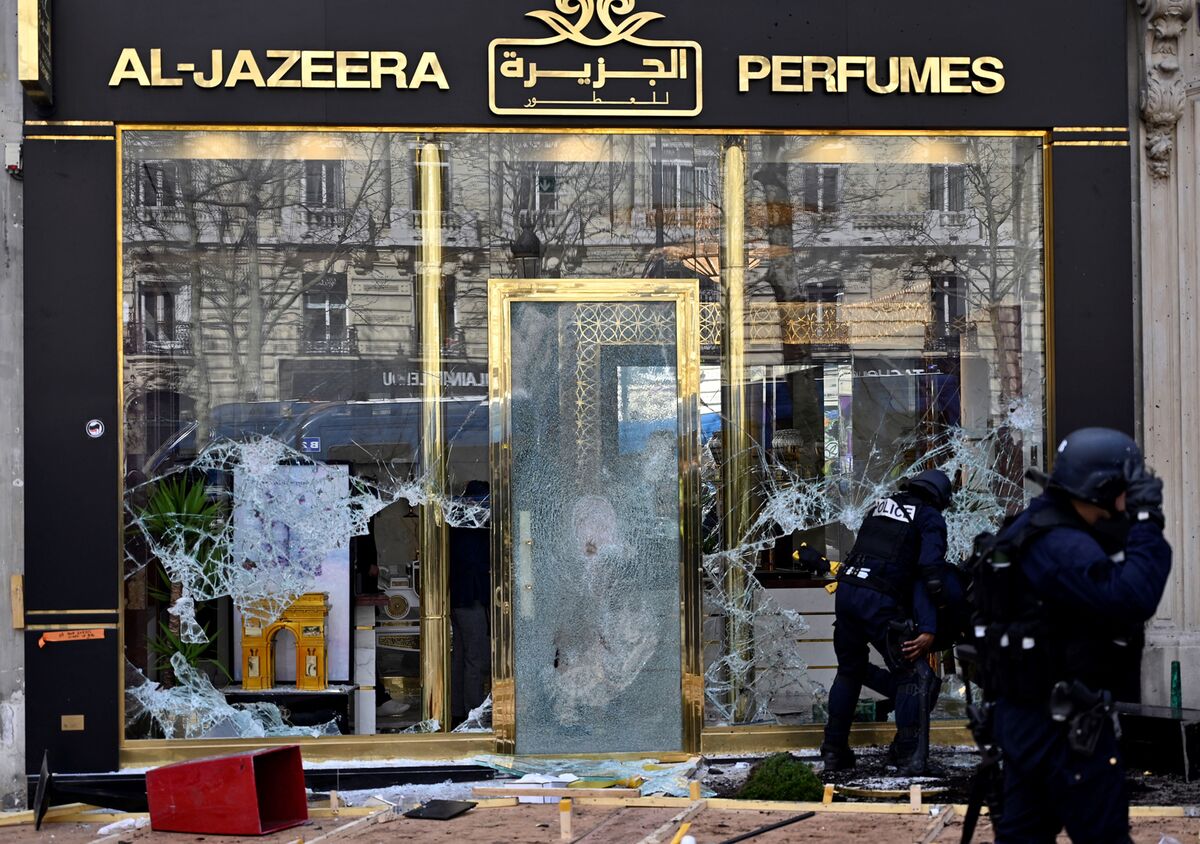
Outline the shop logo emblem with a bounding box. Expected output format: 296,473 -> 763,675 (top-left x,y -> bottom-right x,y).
489,0 -> 702,117
85,419 -> 105,439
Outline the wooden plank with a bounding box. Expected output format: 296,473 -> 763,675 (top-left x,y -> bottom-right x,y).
304,808 -> 388,843
472,786 -> 641,799
634,800 -> 707,844
570,797 -> 691,809
10,575 -> 23,629
572,808 -> 631,844
919,806 -> 957,844
0,803 -> 95,827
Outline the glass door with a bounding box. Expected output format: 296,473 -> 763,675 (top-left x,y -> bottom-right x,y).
488,279 -> 702,755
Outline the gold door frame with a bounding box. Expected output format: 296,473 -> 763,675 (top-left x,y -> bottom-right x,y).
487,278 -> 703,754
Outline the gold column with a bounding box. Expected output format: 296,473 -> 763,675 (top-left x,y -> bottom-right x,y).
418,142 -> 450,729
720,140 -> 754,722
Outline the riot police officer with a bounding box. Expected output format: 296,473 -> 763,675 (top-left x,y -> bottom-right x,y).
820,468 -> 953,775
973,428 -> 1171,843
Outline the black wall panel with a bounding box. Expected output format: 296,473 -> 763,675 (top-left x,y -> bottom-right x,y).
24,631 -> 119,774
1050,146 -> 1136,437
23,138 -> 119,610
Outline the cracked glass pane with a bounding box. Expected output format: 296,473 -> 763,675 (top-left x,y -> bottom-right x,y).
121,129 -> 1045,743
508,300 -> 684,754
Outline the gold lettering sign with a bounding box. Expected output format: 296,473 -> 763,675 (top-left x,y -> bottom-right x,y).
490,0 -> 702,117
108,48 -> 450,90
738,54 -> 1005,95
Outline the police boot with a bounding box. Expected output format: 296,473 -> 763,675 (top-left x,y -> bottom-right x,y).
819,743 -> 856,773
890,728 -> 926,776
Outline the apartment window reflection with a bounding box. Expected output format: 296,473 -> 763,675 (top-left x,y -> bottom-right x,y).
929,274 -> 967,351
800,163 -> 840,214
512,161 -> 560,223
302,272 -> 354,355
929,164 -> 966,213
136,161 -> 183,226
304,160 -> 345,223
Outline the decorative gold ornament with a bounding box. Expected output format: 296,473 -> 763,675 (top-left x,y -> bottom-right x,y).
240,592 -> 331,692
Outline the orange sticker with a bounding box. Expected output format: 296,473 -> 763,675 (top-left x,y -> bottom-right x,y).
37,629 -> 106,648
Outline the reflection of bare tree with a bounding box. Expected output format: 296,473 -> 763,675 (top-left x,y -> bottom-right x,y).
124,133 -> 395,438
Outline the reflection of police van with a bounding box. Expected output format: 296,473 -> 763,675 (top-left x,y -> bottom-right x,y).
142,397 -> 490,476
287,397 -> 489,464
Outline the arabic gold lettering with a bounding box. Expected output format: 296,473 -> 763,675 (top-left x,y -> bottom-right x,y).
499,50 -> 526,79
524,61 -> 538,87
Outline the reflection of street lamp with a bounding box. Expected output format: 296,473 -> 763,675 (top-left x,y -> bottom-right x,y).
510,221 -> 542,278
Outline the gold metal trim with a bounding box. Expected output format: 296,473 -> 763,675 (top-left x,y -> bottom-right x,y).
116,123 -> 1049,138
418,142 -> 451,730
719,141 -> 752,721
25,120 -> 115,127
1042,139 -> 1056,453
120,733 -> 494,768
488,278 -> 703,754
24,135 -> 115,141
25,609 -> 119,615
116,127 -> 128,751
700,721 -> 974,754
1051,140 -> 1129,147
1052,126 -> 1128,133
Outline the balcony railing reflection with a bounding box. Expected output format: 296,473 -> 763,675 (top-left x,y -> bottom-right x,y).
124,323 -> 193,356
302,327 -> 359,355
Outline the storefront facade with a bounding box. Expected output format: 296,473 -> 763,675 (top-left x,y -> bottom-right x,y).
21,0 -> 1135,773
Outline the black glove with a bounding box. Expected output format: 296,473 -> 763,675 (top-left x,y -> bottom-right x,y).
1125,459 -> 1165,528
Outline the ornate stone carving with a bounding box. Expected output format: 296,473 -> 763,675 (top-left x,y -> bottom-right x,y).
1139,0 -> 1196,179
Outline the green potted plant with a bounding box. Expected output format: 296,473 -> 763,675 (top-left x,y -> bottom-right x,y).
138,474 -> 230,687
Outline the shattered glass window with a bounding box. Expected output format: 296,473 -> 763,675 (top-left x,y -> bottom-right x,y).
121,130 -> 1045,744
709,135 -> 1047,726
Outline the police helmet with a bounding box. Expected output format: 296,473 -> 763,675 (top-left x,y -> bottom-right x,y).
1048,427 -> 1141,507
902,469 -> 953,510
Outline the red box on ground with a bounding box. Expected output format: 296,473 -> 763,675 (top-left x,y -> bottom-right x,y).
146,746 -> 308,835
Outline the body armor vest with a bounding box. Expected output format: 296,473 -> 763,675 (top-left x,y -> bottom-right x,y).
842,492 -> 924,600
967,500 -> 1137,705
